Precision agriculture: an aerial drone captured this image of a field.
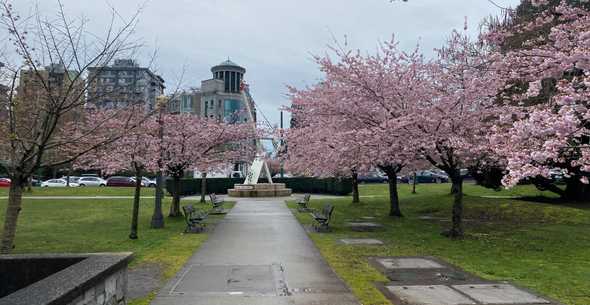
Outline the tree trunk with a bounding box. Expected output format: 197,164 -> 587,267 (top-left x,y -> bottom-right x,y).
1,177 -> 23,253
66,167 -> 71,187
200,172 -> 207,203
563,178 -> 590,202
150,171 -> 165,228
26,177 -> 32,193
129,170 -> 141,240
450,182 -> 460,195
387,174 -> 402,217
412,172 -> 417,194
351,170 -> 360,204
445,175 -> 464,239
379,166 -> 403,217
169,176 -> 181,217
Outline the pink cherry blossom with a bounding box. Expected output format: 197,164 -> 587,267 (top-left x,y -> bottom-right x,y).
489,1 -> 590,198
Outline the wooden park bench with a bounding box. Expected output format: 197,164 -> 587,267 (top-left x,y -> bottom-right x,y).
182,205 -> 208,233
312,204 -> 335,232
209,193 -> 225,214
297,194 -> 312,212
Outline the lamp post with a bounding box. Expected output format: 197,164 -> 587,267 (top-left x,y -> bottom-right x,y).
280,111 -> 284,178
150,95 -> 168,229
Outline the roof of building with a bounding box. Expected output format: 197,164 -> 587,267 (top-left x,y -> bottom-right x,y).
211,59 -> 246,72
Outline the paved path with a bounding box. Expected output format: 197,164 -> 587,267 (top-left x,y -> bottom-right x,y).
150,198 -> 359,305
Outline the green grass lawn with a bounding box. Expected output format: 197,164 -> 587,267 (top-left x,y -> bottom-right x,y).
0,186 -> 156,197
289,182 -> 590,305
0,192 -> 231,305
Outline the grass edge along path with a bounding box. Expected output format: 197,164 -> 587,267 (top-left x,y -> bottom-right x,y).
288,183 -> 590,305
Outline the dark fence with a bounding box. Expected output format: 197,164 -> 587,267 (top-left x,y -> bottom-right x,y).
165,177 -> 352,196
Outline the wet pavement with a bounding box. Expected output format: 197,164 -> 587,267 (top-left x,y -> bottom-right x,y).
150,197 -> 359,305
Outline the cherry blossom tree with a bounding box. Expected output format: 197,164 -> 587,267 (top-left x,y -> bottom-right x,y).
0,1 -> 142,253
160,114 -> 255,217
285,122 -> 368,204
76,109 -> 157,240
488,1 -> 590,201
288,38 -> 431,216
286,81 -> 374,204
411,30 -> 504,238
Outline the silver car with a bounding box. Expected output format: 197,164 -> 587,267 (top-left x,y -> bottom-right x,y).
130,177 -> 156,187
77,176 -> 107,187
41,179 -> 79,187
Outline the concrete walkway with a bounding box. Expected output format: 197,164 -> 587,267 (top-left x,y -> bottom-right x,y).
150,198 -> 359,305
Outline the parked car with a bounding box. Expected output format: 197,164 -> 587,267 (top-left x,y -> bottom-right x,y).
130,177 -> 156,187
272,173 -> 294,178
60,176 -> 80,185
408,170 -> 449,184
358,173 -> 388,184
41,179 -> 79,187
0,178 -> 11,187
106,176 -> 136,187
549,168 -> 566,182
143,177 -> 156,187
77,176 -> 107,187
31,178 -> 42,187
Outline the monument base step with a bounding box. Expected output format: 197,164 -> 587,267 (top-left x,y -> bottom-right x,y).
228,183 -> 292,198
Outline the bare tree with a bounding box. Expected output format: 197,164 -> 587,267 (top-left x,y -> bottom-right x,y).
0,0 -> 145,253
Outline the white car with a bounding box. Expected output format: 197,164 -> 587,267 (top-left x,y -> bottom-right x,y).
77,176 -> 107,187
41,179 -> 79,187
130,177 -> 156,187
272,173 -> 294,178
143,177 -> 156,187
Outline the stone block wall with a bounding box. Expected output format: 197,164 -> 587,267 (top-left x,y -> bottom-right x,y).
70,269 -> 128,305
0,253 -> 133,305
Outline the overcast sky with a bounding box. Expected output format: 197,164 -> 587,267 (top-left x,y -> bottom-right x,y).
15,0 -> 520,125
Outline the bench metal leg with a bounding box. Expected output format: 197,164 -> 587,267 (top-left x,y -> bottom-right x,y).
185,222 -> 205,233
314,221 -> 330,233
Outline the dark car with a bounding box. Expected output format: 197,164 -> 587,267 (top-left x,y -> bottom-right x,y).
358,173 -> 388,184
106,176 -> 136,187
406,170 -> 449,184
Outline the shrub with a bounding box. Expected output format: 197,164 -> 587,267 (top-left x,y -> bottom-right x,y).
165,177 -> 352,196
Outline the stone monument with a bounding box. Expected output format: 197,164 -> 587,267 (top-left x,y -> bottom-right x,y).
227,82 -> 292,198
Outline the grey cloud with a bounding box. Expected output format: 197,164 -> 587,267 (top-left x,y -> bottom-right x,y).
15,0 -> 520,125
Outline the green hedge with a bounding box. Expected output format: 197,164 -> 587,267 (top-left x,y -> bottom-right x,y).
165,177 -> 352,196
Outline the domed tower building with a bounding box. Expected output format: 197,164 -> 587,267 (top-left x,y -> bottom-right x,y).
200,59 -> 256,124
198,59 -> 257,178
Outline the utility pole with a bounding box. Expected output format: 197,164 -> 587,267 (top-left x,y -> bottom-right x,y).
280,111 -> 284,178
151,95 -> 168,229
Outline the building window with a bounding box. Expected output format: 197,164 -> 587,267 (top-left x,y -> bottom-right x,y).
237,73 -> 242,91
181,96 -> 187,112
224,72 -> 230,92
224,99 -> 241,123
230,72 -> 236,92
